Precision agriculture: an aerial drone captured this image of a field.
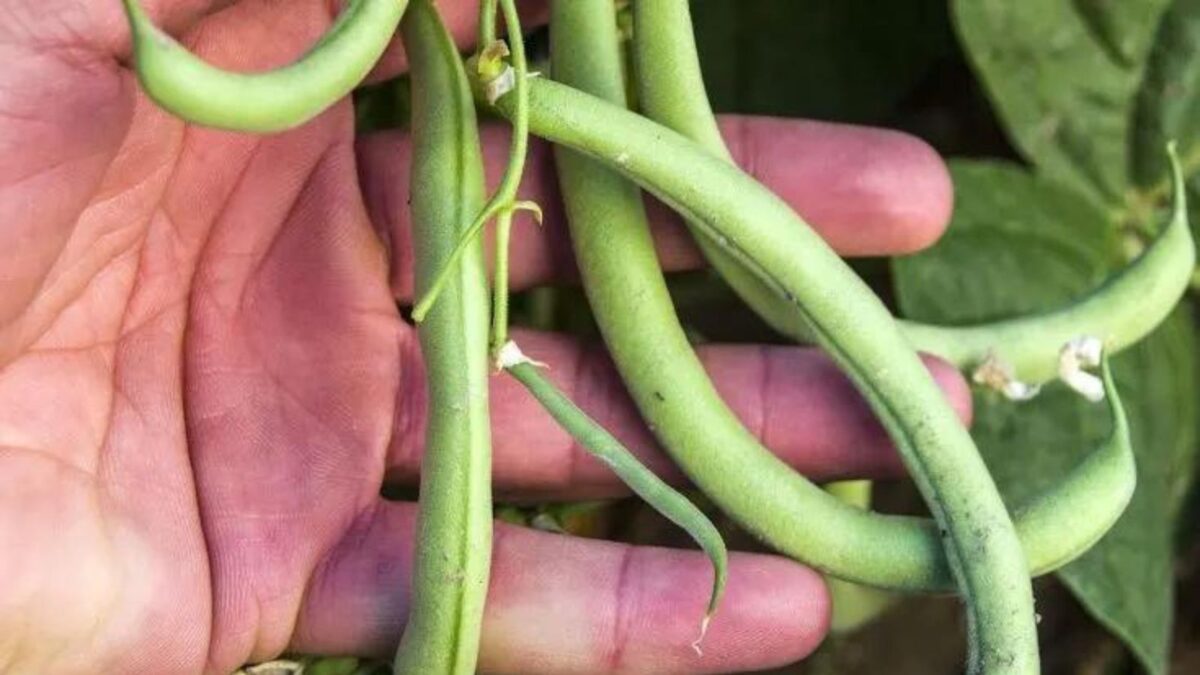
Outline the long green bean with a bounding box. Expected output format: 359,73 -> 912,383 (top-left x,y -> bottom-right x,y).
625,0 -> 1156,621
623,0 -> 1149,585
535,0 -> 1138,595
392,2 -> 492,672
497,340 -> 728,652
495,70 -> 1043,673
631,0 -> 1194,390
121,0 -> 406,132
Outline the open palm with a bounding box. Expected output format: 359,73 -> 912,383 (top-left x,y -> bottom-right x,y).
0,1 -> 965,674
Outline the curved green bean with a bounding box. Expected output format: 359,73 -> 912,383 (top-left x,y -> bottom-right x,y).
497,341 -> 727,650
897,151 -> 1191,384
627,0 -> 1149,611
631,0 -> 815,374
627,0 -> 1148,596
121,0 -> 406,132
393,2 -> 491,673
497,72 -> 1104,672
631,0 -> 1194,389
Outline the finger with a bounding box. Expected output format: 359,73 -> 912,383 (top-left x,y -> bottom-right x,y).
368,0 -> 551,82
387,329 -> 972,500
291,501 -> 829,674
357,117 -> 953,301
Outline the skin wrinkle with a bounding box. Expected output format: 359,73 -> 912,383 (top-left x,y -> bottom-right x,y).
0,444 -> 98,481
0,347 -> 113,457
389,329 -> 426,483
233,147 -> 332,322
94,243 -> 205,675
180,137 -> 286,675
93,222 -> 157,485
187,112 -> 399,672
0,176 -> 128,352
11,265 -> 136,474
604,545 -> 638,673
0,93 -> 168,362
42,231 -> 144,339
754,344 -> 772,447
0,118 -> 109,177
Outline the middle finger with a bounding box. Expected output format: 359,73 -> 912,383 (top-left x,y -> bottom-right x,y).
357,116 -> 952,301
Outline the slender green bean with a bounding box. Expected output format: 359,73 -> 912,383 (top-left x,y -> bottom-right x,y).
393,2 -> 492,672
500,71 -> 1044,672
630,0 -> 804,376
627,0 -> 1147,576
538,0 -> 1135,592
627,6 -> 1162,644
497,341 -> 728,650
631,8 -> 895,638
626,1 -> 1155,639
121,0 -> 406,132
527,6 -> 1141,596
631,0 -> 1194,389
897,152 -> 1191,385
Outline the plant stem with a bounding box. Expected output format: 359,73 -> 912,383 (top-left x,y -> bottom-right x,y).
412,0 -> 532,331
121,0 -> 407,132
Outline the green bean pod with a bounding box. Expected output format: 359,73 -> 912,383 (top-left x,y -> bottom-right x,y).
501,72 -> 1042,671
121,0 -> 406,132
629,0 -> 1159,598
896,158 -> 1191,383
631,0 -> 1194,387
507,52 -> 1139,591
393,2 -> 491,673
633,0 -> 1156,593
627,0 -> 1147,581
498,341 -> 727,645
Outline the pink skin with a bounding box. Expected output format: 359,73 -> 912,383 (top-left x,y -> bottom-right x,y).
0,1 -> 957,674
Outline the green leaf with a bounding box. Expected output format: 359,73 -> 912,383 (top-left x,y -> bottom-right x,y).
894,160 -> 1199,675
1133,0 -> 1200,186
894,160 -> 1123,324
1072,0 -> 1176,65
691,0 -> 953,124
952,0 -> 1171,201
1131,0 -> 1200,265
1059,307 -> 1197,675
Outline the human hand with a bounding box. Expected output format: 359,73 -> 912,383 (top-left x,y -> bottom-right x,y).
0,1 -> 964,673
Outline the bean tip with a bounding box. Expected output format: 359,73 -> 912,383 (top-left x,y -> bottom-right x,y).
691,614 -> 712,657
